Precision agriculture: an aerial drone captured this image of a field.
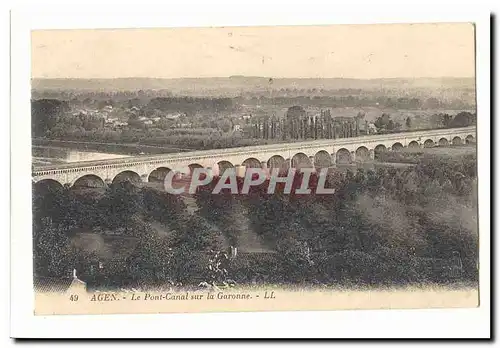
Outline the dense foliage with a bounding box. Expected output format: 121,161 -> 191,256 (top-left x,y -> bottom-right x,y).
33,152 -> 478,289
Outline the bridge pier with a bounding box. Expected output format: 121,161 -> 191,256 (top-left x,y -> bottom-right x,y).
205,167 -> 213,178
261,161 -> 270,179
235,164 -> 246,178
308,156 -> 317,172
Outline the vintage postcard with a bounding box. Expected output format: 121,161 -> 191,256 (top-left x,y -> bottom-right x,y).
27,22 -> 480,317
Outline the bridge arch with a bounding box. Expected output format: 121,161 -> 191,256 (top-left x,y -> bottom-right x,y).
181,163 -> 208,182
73,174 -> 106,188
148,167 -> 172,183
355,146 -> 370,162
33,179 -> 64,194
408,141 -> 420,149
424,139 -> 435,148
314,150 -> 332,168
188,163 -> 204,172
374,144 -> 387,160
267,155 -> 287,171
452,136 -> 462,145
392,142 -> 404,151
438,138 -> 449,147
465,135 -> 475,144
336,148 -> 351,164
242,157 -> 262,168
217,160 -> 234,176
291,152 -> 313,169
113,170 -> 142,184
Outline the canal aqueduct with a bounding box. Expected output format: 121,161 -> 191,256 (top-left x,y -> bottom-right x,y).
33,126 -> 476,189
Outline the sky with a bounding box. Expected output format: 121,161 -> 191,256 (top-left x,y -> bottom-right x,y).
31,23 -> 475,79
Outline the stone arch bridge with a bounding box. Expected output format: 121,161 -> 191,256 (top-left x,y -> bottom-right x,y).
33,126 -> 475,189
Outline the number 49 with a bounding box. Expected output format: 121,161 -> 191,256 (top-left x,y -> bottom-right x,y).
69,294 -> 79,301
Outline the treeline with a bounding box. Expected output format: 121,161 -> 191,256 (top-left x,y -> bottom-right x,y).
33,152 -> 478,288
248,108 -> 365,141
146,97 -> 233,114
248,108 -> 476,141
32,89 -> 475,110
430,112 -> 477,128
238,95 -> 473,110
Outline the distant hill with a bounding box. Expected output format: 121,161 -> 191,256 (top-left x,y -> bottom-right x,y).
31,76 -> 475,94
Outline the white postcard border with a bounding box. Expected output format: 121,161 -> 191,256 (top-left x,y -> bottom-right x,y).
10,2 -> 491,339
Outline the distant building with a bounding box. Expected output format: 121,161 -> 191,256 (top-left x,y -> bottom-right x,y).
165,113 -> 183,120
114,121 -> 128,128
73,109 -> 88,116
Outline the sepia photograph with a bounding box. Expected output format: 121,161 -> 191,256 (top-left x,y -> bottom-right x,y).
26,21 -> 481,317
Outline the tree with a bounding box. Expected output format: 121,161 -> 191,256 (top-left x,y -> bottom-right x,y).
218,119 -> 232,133
442,114 -> 452,127
450,112 -> 474,127
374,113 -> 392,132
33,217 -> 74,277
207,250 -> 231,287
424,97 -> 441,109
127,228 -> 173,285
430,113 -> 452,128
31,99 -> 69,137
101,181 -> 145,231
406,117 -> 412,129
168,215 -> 227,285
